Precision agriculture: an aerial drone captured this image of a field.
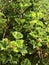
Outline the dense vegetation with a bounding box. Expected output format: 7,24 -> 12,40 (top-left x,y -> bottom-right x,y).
0,0 -> 49,65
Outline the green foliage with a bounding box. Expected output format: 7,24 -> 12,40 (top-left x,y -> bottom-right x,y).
21,58 -> 31,65
0,0 -> 49,65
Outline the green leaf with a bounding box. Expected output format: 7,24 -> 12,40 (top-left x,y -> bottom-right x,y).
0,12 -> 4,16
11,31 -> 23,39
30,20 -> 37,24
20,46 -> 27,56
13,47 -> 18,52
10,41 -> 17,47
30,11 -> 36,19
37,42 -> 42,47
29,31 -> 38,39
30,40 -> 36,48
37,12 -> 44,19
36,21 -> 44,27
21,58 -> 31,65
16,40 -> 24,48
10,40 -> 24,48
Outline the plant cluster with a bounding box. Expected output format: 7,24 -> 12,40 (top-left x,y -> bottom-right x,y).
0,0 -> 49,65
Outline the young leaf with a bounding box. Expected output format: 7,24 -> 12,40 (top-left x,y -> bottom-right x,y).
11,31 -> 23,39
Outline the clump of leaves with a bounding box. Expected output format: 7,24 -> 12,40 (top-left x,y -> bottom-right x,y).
0,0 -> 49,65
